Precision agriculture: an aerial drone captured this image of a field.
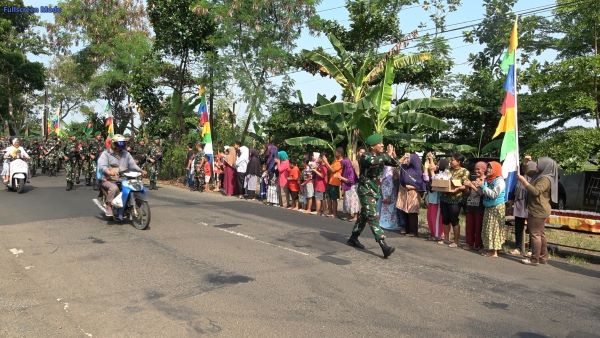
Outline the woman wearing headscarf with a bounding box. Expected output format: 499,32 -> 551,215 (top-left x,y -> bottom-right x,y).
518,157 -> 558,265
480,161 -> 506,258
463,161 -> 487,251
424,156 -> 448,241
275,150 -> 290,207
396,153 -> 426,237
338,157 -> 360,222
236,145 -> 249,198
509,160 -> 537,255
223,145 -> 238,196
245,149 -> 262,199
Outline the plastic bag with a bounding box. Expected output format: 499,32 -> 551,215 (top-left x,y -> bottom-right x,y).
111,192 -> 124,209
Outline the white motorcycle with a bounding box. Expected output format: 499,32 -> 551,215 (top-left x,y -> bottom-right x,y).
5,152 -> 29,193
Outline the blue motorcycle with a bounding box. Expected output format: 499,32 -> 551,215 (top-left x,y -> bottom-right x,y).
93,171 -> 151,230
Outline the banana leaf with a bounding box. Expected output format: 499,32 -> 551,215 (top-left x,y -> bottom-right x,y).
367,57 -> 394,133
327,33 -> 354,84
392,53 -> 431,68
391,98 -> 454,115
285,136 -> 333,152
301,50 -> 349,88
313,101 -> 357,117
396,111 -> 451,131
481,139 -> 502,155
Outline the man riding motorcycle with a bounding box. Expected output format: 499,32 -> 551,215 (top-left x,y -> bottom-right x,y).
2,138 -> 30,184
97,134 -> 145,218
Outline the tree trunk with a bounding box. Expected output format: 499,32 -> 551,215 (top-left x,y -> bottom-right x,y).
175,52 -> 189,141
240,96 -> 257,144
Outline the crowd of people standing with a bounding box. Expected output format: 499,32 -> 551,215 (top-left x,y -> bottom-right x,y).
185,137 -> 558,265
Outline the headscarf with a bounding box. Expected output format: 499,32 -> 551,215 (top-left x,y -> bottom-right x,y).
400,153 -> 425,191
247,148 -> 262,176
340,158 -> 356,191
525,161 -> 538,177
514,161 -> 537,201
475,161 -> 487,177
277,150 -> 289,161
437,158 -> 449,173
533,157 -> 559,203
265,144 -> 278,171
225,146 -> 237,166
486,161 -> 502,183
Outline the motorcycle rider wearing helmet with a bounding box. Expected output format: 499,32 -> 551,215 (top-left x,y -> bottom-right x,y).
2,138 -> 30,184
97,134 -> 144,218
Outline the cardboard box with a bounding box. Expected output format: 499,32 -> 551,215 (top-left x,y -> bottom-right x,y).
431,179 -> 451,192
431,179 -> 464,192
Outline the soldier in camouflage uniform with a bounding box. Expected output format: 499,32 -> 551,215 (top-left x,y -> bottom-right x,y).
191,143 -> 205,192
131,139 -> 147,167
153,138 -> 163,174
43,138 -> 60,176
145,138 -> 162,190
347,134 -> 399,259
61,135 -> 80,191
29,140 -> 40,177
80,139 -> 94,186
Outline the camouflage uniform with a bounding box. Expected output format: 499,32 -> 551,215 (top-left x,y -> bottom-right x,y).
346,149 -> 399,259
29,141 -> 40,176
80,140 -> 96,186
131,142 -> 147,167
192,149 -> 205,191
146,143 -> 161,190
43,139 -> 59,176
61,138 -> 80,189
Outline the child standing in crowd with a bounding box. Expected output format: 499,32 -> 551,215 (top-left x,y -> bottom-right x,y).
463,161 -> 487,251
288,161 -> 301,210
424,154 -> 446,241
312,155 -> 328,216
323,147 -> 343,218
259,164 -> 268,201
302,161 -> 315,214
203,155 -> 211,192
480,162 -> 506,258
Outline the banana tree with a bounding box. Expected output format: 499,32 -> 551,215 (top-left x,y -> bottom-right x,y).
287,33 -> 430,159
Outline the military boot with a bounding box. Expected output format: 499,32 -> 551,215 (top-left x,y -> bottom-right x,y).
66,181 -> 73,191
347,234 -> 365,250
378,238 -> 395,258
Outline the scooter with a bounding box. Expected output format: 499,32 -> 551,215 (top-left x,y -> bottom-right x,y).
5,152 -> 29,193
92,171 -> 151,230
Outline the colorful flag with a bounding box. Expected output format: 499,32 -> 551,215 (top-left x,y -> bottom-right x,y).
197,85 -> 213,156
493,19 -> 519,202
52,107 -> 61,136
105,102 -> 114,149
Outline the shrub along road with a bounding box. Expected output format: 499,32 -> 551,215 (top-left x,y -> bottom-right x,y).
1,175 -> 599,337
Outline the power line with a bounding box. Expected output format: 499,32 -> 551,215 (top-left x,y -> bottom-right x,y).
269,0 -> 587,79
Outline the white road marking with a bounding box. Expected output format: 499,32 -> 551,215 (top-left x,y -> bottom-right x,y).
199,222 -> 309,256
9,248 -> 23,256
24,266 -> 34,270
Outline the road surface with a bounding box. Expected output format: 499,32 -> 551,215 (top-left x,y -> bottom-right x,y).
1,174 -> 599,337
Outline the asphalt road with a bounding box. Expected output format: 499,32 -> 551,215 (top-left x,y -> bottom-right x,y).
1,174 -> 599,337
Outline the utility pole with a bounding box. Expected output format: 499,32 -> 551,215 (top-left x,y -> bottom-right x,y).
43,87 -> 48,140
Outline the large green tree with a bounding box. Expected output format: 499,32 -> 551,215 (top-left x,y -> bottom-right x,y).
0,0 -> 46,136
192,0 -> 320,143
50,0 -> 150,134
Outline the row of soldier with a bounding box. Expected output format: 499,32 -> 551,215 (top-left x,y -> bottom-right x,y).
0,135 -> 163,191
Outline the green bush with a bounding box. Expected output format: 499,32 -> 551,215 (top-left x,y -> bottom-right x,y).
526,127 -> 600,174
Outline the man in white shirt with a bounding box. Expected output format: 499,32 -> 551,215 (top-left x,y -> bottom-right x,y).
2,138 -> 30,183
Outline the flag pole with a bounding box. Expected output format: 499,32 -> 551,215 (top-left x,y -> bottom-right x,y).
513,15 -> 520,175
